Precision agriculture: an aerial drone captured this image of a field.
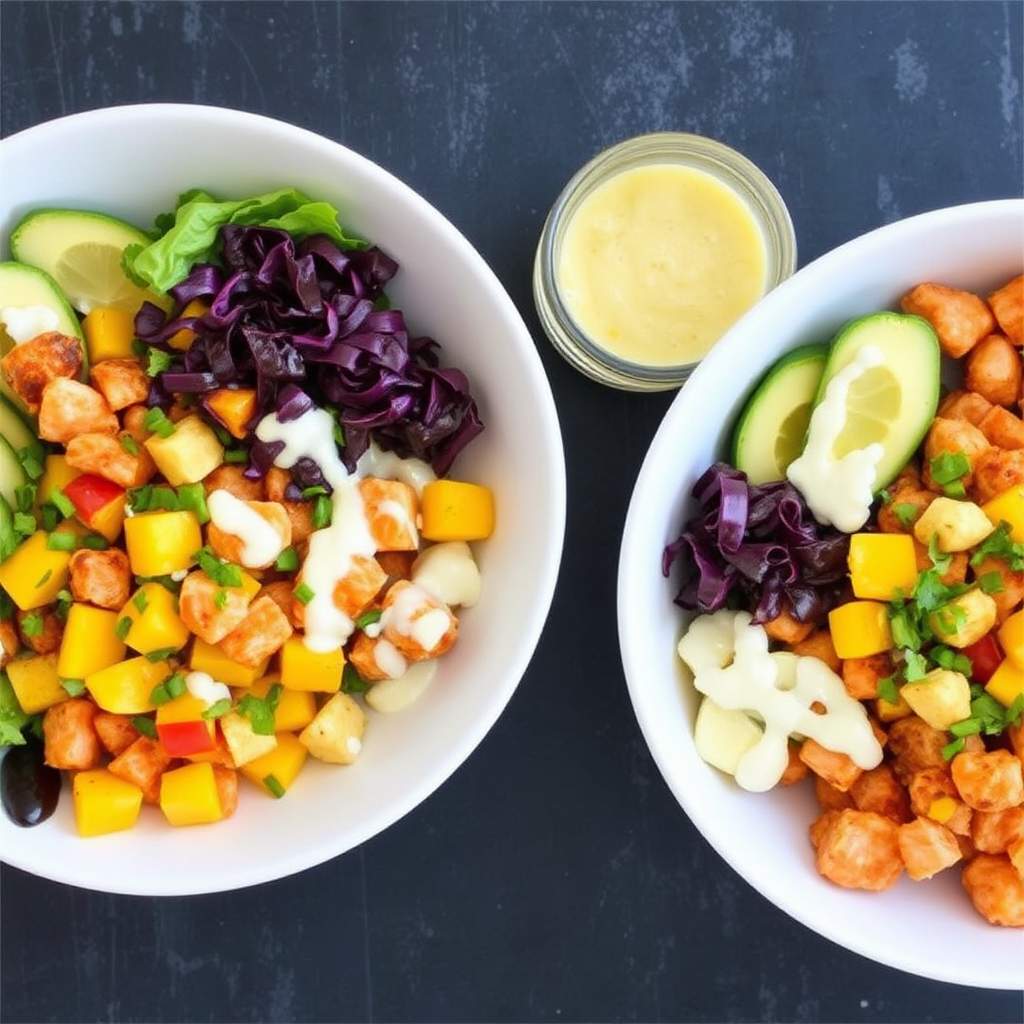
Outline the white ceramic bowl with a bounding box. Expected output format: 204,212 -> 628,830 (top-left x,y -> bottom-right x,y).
0,104 -> 566,895
619,199 -> 1024,989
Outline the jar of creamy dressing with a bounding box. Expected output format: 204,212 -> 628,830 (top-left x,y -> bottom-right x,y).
533,133 -> 796,391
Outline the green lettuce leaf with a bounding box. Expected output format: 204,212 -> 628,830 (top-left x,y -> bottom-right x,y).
0,670 -> 29,746
124,187 -> 365,293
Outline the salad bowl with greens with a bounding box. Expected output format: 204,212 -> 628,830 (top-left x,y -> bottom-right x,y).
0,104 -> 565,895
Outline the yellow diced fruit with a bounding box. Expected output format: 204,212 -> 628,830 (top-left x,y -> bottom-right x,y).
219,711 -> 277,767
928,588 -> 998,649
236,675 -> 317,733
205,388 -> 257,440
123,509 -> 202,577
299,691 -> 366,764
86,656 -> 169,714
73,769 -> 144,837
159,761 -> 224,826
82,306 -> 136,363
190,637 -> 267,687
901,668 -> 971,730
847,532 -> 919,600
420,479 -> 495,542
57,604 -> 126,680
5,653 -> 68,714
926,796 -> 958,824
37,455 -> 82,507
985,658 -> 1024,709
913,496 -> 995,553
119,581 -> 190,656
827,600 -> 893,658
981,485 -> 1024,543
155,693 -> 216,740
875,692 -> 913,722
144,414 -> 224,486
166,299 -> 209,352
0,530 -> 73,610
240,732 -> 309,796
997,610 -> 1024,669
279,637 -> 344,693
86,492 -> 128,544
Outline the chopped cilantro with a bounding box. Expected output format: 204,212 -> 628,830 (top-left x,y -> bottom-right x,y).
201,698 -> 232,720
237,683 -> 281,735
928,451 -> 970,498
150,671 -> 187,705
143,406 -> 176,438
132,715 -> 158,739
19,611 -> 44,637
146,347 -> 174,377
193,546 -> 242,588
893,502 -> 919,528
971,521 -> 1024,572
120,434 -> 140,456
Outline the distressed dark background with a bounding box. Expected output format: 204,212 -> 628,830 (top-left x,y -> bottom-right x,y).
1,2 -> 1022,1022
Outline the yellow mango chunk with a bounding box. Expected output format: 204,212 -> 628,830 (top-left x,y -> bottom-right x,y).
159,761 -> 223,826
37,455 -> 82,507
123,509 -> 202,577
119,581 -> 190,656
240,732 -> 309,797
847,532 -> 918,600
998,609 -> 1024,669
144,414 -> 224,486
420,479 -> 495,542
235,675 -> 317,733
86,656 -> 169,714
986,658 -> 1024,709
981,485 -> 1024,543
827,600 -> 893,659
166,299 -> 209,352
73,769 -> 144,837
279,637 -> 344,693
82,306 -> 137,362
5,653 -> 68,714
0,530 -> 73,610
190,637 -> 267,687
206,388 -> 257,440
57,604 -> 126,680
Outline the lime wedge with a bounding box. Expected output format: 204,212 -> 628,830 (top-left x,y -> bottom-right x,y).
10,209 -> 169,316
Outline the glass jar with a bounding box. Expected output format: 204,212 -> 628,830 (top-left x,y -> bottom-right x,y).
533,132 -> 797,391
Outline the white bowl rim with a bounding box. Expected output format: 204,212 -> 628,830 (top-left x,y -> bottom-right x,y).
0,103 -> 568,894
618,198 -> 1024,989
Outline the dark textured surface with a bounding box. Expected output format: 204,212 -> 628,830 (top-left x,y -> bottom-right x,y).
1,3 -> 1023,1022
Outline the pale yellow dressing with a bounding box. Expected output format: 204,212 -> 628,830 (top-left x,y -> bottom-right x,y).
557,164 -> 767,367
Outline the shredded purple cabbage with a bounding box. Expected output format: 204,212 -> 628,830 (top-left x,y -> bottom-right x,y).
663,462 -> 851,625
135,224 -> 483,478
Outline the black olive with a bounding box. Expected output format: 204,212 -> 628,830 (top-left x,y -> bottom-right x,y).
1,734 -> 61,827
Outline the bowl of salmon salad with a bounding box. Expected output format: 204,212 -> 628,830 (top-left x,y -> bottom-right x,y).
619,198 -> 1024,988
0,104 -> 566,895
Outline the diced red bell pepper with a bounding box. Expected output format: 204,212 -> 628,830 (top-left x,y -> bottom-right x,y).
962,633 -> 1004,685
156,719 -> 218,758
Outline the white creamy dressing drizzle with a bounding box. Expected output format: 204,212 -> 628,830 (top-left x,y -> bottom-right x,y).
185,670 -> 232,709
373,638 -> 408,679
0,304 -> 60,344
207,489 -> 284,568
382,585 -> 450,652
254,408 -> 439,653
785,344 -> 885,533
378,497 -> 420,547
677,610 -> 883,792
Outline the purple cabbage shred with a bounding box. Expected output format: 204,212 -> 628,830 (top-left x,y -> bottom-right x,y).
135,224 -> 483,478
662,462 -> 851,625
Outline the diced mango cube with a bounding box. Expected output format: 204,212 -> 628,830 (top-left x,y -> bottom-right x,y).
985,658 -> 1024,709
236,675 -> 317,733
119,581 -> 190,656
37,455 -> 82,507
82,307 -> 137,362
73,769 -> 144,837
827,600 -> 893,658
57,604 -> 126,680
0,530 -> 73,610
5,653 -> 68,714
190,637 -> 267,687
420,479 -> 495,542
240,732 -> 309,796
205,388 -> 257,440
279,637 -> 344,693
998,609 -> 1024,669
86,656 -> 169,714
166,299 -> 209,352
144,415 -> 223,486
981,485 -> 1024,543
123,509 -> 202,577
848,532 -> 919,600
159,761 -> 224,826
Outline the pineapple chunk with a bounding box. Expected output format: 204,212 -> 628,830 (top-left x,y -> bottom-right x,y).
299,692 -> 367,764
219,711 -> 278,767
693,695 -> 764,776
900,668 -> 971,730
144,414 -> 224,486
913,496 -> 994,553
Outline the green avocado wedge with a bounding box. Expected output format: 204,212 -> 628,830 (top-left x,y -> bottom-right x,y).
730,342 -> 830,485
812,311 -> 941,492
